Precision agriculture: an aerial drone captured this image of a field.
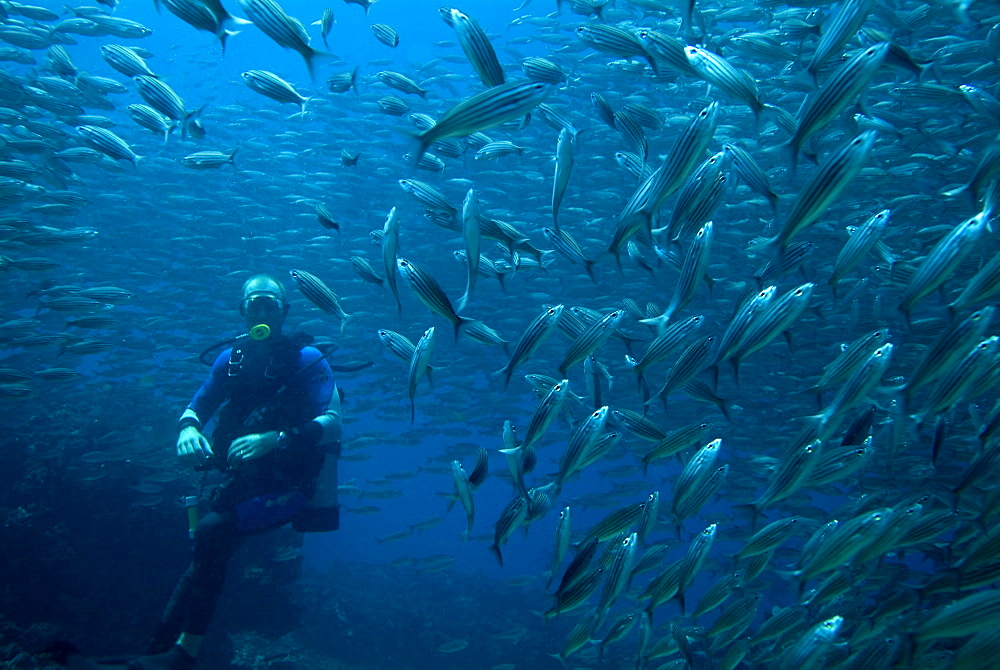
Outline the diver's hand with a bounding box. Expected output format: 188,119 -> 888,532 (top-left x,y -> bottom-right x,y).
228,431 -> 279,467
177,425 -> 213,468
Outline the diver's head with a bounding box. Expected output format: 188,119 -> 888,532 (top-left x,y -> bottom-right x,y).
239,274 -> 289,340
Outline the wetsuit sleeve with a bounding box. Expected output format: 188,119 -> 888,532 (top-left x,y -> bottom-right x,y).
282,347 -> 339,454
179,349 -> 231,429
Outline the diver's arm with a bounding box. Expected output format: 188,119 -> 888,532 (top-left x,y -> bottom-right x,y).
278,350 -> 340,456
176,349 -> 230,467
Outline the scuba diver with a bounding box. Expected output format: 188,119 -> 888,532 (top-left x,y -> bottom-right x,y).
72,274 -> 344,670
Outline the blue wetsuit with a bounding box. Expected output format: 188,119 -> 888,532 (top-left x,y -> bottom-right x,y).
154,336 -> 336,648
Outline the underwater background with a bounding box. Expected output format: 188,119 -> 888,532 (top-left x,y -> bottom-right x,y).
1,0 -> 1000,668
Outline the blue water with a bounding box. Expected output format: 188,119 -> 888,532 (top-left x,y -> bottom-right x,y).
2,0 -> 999,667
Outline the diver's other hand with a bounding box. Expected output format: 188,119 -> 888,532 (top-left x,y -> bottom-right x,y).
228,431 -> 279,466
177,426 -> 213,467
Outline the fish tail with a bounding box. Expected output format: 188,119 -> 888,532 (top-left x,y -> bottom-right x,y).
489,543 -> 504,567
547,653 -> 568,669
350,66 -> 359,94
453,316 -> 473,342
718,398 -> 732,423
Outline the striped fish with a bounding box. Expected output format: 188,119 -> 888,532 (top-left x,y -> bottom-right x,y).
592,93 -> 616,128
547,568 -> 603,619
627,314 -> 704,388
543,226 -> 597,283
523,56 -> 565,84
809,328 -> 890,393
398,179 -> 456,217
736,517 -> 802,561
241,70 -> 308,115
558,309 -> 624,377
613,110 -> 648,163
126,104 -> 172,143
450,460 -> 474,537
349,256 -> 382,286
496,304 -> 563,389
556,407 -> 609,493
521,379 -> 571,450
677,524 -> 717,614
489,495 -> 528,566
576,24 -> 652,67
413,81 -> 552,161
377,329 -> 417,362
597,533 -> 637,623
380,207 -> 401,314
551,128 -> 575,230
646,335 -> 715,407
713,286 -> 775,372
610,102 -> 720,261
723,143 -> 778,214
621,102 -> 662,130
790,43 -> 889,169
377,71 -> 427,97
754,131 -> 876,259
462,319 -> 509,353
611,408 -> 666,443
807,0 -> 877,81
730,283 -> 814,383
313,7 -> 334,48
180,149 -> 236,170
289,269 -> 351,331
162,0 -> 247,52
475,141 -> 524,160
237,0 -> 324,77
828,209 -> 891,295
445,8 -> 504,88
751,441 -> 823,513
457,188 -> 480,312
407,327 -> 435,423
536,104 -> 579,137
636,29 -> 697,77
133,75 -> 200,139
685,46 -> 763,120
377,96 -> 408,116
671,438 -> 721,521
950,250 -> 1000,311
920,336 -> 1000,422
643,222 -> 713,331
76,126 -> 141,167
586,502 -> 644,542
100,44 -> 156,78
899,212 -> 988,320
813,344 -> 894,439
370,23 -> 399,48
674,464 -> 728,524
396,258 -> 471,339
546,507 -> 572,587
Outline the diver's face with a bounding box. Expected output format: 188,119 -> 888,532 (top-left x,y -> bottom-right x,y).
241,293 -> 286,336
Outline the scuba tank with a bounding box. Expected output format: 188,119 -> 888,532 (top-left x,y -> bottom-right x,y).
293,382 -> 342,532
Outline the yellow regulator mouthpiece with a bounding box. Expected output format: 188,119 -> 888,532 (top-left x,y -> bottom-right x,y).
249,323 -> 271,340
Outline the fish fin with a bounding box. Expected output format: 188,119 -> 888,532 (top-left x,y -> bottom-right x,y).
638,313 -> 668,333
584,259 -> 598,283
489,543 -> 504,567
453,316 -> 473,343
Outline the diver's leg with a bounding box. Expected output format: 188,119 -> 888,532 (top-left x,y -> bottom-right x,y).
148,509 -> 243,657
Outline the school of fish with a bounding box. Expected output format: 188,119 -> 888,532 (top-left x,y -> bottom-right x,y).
1,0 -> 999,667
